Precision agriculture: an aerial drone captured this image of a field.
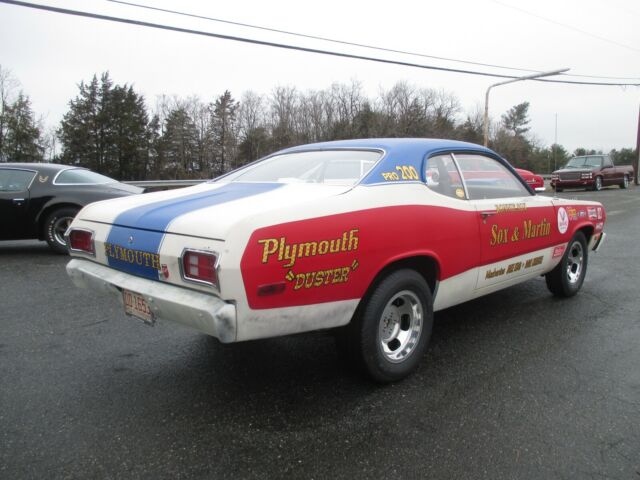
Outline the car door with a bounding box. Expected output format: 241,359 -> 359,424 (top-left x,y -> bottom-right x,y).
451,153 -> 557,291
0,168 -> 36,240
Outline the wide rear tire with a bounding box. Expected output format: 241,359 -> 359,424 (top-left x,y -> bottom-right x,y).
337,269 -> 433,383
44,207 -> 79,254
545,231 -> 588,297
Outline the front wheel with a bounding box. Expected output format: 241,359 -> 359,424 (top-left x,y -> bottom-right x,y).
545,231 -> 588,297
44,207 -> 79,254
593,176 -> 603,191
338,269 -> 433,383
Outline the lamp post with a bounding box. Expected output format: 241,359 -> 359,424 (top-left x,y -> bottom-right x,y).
483,68 -> 569,147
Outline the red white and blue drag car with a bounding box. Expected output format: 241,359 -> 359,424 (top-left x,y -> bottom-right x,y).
66,139 -> 606,382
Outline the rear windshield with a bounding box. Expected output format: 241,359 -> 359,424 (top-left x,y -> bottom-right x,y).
223,150 -> 381,185
55,169 -> 116,185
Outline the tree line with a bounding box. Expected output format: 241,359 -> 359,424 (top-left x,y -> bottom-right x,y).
0,65 -> 636,179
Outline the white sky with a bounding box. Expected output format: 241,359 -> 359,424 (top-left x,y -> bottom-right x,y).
1,0 -> 638,153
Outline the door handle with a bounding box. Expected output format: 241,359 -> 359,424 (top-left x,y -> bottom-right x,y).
480,211 -> 496,223
12,198 -> 25,206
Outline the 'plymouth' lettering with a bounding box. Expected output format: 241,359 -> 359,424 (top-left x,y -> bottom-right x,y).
259,229 -> 359,267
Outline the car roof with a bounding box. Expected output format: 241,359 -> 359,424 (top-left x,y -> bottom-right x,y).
0,162 -> 80,173
277,138 -> 496,157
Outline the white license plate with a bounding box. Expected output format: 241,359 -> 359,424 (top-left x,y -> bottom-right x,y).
122,289 -> 154,325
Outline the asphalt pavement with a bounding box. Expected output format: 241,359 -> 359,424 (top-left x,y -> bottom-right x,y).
1,186 -> 639,479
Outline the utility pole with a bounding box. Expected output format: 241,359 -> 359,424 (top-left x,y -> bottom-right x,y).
635,105 -> 639,185
483,68 -> 569,147
554,113 -> 558,172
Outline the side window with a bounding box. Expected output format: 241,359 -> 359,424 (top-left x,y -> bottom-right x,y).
602,156 -> 613,167
454,154 -> 530,200
424,154 -> 466,200
0,169 -> 36,192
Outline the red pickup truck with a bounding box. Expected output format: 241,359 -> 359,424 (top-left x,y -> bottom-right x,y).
551,155 -> 634,192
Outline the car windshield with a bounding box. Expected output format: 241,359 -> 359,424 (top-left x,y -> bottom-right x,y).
222,150 -> 381,185
565,156 -> 603,169
55,168 -> 116,184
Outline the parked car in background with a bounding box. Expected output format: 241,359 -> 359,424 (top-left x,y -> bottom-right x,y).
551,155 -> 634,192
515,168 -> 545,192
0,163 -> 143,253
66,139 -> 606,382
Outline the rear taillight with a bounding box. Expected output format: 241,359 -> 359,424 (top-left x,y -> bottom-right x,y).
181,249 -> 218,288
68,229 -> 95,255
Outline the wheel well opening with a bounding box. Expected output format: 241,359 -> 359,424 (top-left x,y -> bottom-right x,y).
367,256 -> 438,300
37,203 -> 82,240
578,225 -> 594,243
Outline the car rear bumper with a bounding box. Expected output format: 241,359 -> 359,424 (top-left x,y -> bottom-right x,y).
66,258 -> 237,342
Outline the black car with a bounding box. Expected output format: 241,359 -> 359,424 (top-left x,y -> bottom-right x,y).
1,163 -> 143,253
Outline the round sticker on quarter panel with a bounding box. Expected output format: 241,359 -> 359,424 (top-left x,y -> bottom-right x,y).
557,207 -> 569,234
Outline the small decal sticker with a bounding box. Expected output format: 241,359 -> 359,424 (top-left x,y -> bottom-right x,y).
588,207 -> 597,220
595,222 -> 603,231
38,175 -> 48,183
552,245 -> 566,258
597,207 -> 603,220
578,210 -> 586,219
161,264 -> 170,279
557,207 -> 569,234
566,207 -> 578,221
455,188 -> 465,198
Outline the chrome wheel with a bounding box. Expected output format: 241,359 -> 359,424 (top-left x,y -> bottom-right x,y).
595,176 -> 602,191
52,216 -> 73,246
566,240 -> 584,285
378,290 -> 423,363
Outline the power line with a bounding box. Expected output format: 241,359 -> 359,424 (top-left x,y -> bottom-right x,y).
107,0 -> 640,82
493,0 -> 640,54
1,0 -> 639,87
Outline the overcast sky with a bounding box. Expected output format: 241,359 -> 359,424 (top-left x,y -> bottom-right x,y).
1,0 -> 638,153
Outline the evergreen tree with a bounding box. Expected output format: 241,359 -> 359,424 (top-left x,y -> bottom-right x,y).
501,102 -> 531,136
211,90 -> 238,175
162,106 -> 199,178
59,72 -> 150,179
2,92 -> 43,161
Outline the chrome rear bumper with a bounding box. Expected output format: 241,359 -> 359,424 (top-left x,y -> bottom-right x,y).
66,258 -> 237,342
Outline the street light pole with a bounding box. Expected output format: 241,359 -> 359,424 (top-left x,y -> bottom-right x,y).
483,68 -> 569,147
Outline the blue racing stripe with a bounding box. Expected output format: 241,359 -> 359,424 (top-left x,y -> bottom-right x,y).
112,182 -> 283,231
105,182 -> 283,278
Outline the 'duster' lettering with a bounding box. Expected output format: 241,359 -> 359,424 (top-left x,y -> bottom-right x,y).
259,229 -> 359,267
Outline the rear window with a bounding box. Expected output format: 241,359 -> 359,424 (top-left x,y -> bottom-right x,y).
223,150 -> 381,185
54,169 -> 116,185
0,169 -> 36,192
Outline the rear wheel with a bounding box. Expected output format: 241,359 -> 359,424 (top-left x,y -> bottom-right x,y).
545,231 -> 588,297
44,207 -> 79,254
621,175 -> 629,189
337,269 -> 433,383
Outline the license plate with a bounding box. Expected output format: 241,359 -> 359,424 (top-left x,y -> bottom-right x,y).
122,289 -> 154,325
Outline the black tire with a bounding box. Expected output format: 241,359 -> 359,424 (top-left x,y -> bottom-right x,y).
44,207 -> 79,254
593,176 -> 603,191
337,269 -> 433,383
545,231 -> 588,297
621,175 -> 629,189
